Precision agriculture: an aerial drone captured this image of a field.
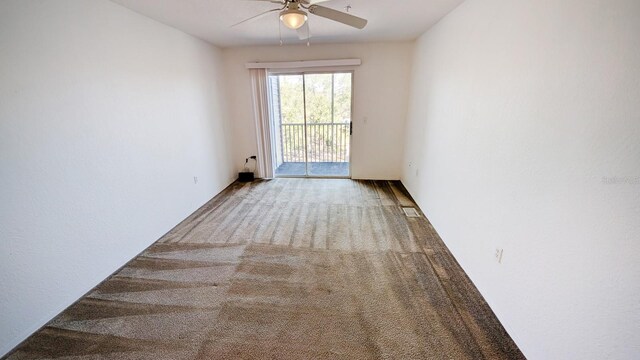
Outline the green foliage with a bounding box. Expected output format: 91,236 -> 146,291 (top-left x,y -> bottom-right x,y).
278,75 -> 304,124
277,73 -> 351,124
333,73 -> 351,123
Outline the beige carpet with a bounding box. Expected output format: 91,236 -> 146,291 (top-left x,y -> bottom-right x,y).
5,179 -> 525,359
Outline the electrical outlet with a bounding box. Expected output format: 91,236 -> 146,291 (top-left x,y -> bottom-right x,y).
408,161 -> 413,168
194,176 -> 198,184
495,248 -> 504,263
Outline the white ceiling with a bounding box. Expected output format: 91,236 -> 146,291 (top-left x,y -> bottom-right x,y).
109,0 -> 465,47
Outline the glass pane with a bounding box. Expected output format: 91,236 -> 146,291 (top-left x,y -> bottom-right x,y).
270,72 -> 352,178
279,75 -> 304,124
333,73 -> 352,124
306,73 -> 351,177
272,74 -> 306,176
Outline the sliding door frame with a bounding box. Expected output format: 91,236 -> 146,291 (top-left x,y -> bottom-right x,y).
268,69 -> 354,179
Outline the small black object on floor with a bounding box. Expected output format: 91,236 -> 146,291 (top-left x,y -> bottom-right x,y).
238,171 -> 254,182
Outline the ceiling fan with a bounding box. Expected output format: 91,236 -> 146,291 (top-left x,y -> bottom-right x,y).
233,0 -> 368,40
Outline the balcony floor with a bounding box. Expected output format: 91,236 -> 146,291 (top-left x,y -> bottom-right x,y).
275,162 -> 349,177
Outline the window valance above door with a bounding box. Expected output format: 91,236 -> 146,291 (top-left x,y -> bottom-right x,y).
245,59 -> 361,70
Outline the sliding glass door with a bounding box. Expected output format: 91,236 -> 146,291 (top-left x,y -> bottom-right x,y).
268,71 -> 352,178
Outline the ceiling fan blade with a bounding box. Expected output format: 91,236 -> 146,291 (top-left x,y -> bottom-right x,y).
297,22 -> 311,40
300,0 -> 332,4
308,5 -> 367,29
231,8 -> 282,27
243,0 -> 284,3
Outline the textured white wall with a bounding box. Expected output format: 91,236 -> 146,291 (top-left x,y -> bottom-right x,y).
0,0 -> 235,355
402,0 -> 640,358
222,42 -> 413,180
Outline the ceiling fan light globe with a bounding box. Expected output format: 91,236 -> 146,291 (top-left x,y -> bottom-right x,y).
280,9 -> 307,30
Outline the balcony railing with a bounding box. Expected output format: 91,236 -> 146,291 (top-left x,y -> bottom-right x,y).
280,123 -> 350,163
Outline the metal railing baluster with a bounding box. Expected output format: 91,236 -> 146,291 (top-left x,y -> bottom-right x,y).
280,123 -> 350,165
